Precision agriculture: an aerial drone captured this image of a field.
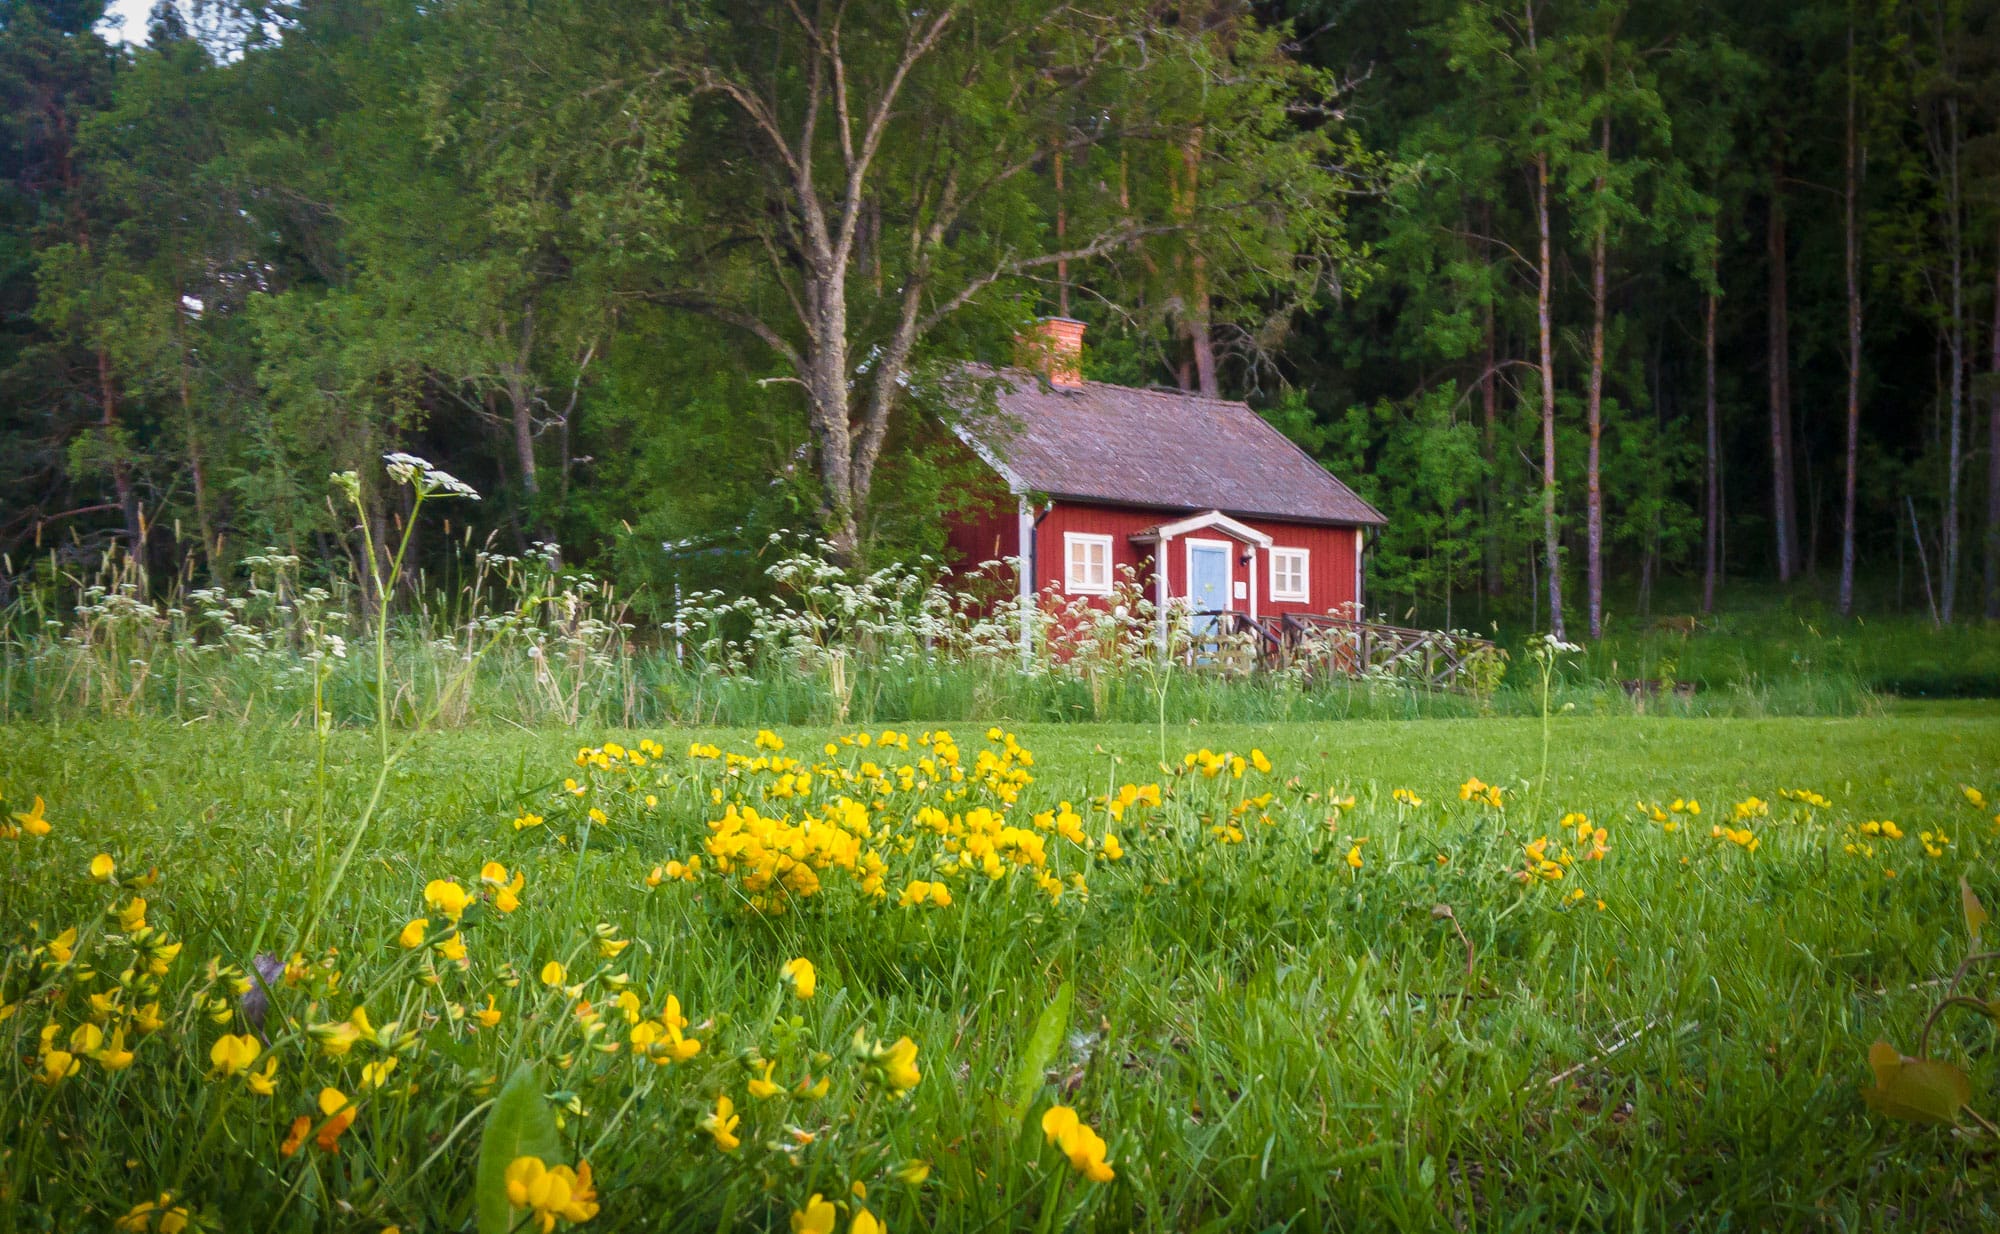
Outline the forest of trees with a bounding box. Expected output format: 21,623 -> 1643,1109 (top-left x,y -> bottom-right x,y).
3,0 -> 1999,636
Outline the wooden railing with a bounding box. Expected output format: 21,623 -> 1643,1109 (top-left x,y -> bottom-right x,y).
1189,611 -> 1499,691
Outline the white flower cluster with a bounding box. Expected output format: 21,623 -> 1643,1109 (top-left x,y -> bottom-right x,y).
383,453 -> 481,500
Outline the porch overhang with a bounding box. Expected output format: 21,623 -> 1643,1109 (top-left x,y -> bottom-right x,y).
1129,509 -> 1273,549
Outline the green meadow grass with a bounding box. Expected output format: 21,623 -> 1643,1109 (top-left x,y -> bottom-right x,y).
3,710 -> 1999,1232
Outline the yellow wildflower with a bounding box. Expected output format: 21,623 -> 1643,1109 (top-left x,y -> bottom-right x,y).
699,1093 -> 742,1152
503,1157 -> 599,1232
780,957 -> 816,999
246,1054 -> 278,1095
114,1193 -> 190,1233
1041,1105 -> 1115,1182
38,1049 -> 80,1085
315,1087 -> 357,1152
398,919 -> 429,949
210,1033 -> 261,1078
94,1028 -> 136,1072
90,853 -> 116,882
423,879 -> 473,922
481,862 -> 526,913
792,1195 -> 837,1234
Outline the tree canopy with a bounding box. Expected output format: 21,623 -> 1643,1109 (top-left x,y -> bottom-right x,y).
4,0 -> 1999,630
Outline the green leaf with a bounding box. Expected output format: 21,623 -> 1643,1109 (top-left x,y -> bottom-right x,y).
1962,877 -> 1988,945
476,1063 -> 564,1234
999,980 -> 1073,1132
1860,1041 -> 1972,1126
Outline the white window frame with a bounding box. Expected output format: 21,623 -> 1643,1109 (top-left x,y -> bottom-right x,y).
1268,547 -> 1310,603
1063,532 -> 1114,596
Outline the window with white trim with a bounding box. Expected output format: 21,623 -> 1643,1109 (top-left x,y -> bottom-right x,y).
1269,547 -> 1310,602
1064,533 -> 1113,595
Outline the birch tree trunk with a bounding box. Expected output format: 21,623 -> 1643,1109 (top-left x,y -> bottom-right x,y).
1535,147 -> 1565,640
1987,228 -> 2000,621
1703,283 -> 1720,614
506,303 -> 540,499
99,347 -> 142,556
1839,30 -> 1863,617
1940,95 -> 1964,623
1767,163 -> 1799,582
1481,219 -> 1502,598
1584,114 -> 1608,640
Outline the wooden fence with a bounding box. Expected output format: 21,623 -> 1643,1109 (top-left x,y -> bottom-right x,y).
1191,611 -> 1499,691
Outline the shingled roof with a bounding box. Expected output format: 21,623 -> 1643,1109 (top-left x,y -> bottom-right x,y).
951,367 -> 1387,527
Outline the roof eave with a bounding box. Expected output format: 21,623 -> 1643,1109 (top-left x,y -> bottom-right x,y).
1034,491 -> 1387,528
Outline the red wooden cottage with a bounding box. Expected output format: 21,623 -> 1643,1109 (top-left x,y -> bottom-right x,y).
945,319 -> 1386,649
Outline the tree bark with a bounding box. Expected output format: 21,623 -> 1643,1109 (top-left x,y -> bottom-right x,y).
1481,211 -> 1502,598
506,303 -> 540,500
1703,283 -> 1720,614
98,347 -> 142,556
1767,161 -> 1799,582
1987,222 -> 2000,620
1585,113 -> 1608,640
1054,148 -> 1069,318
180,351 -> 217,581
1940,95 -> 1965,622
1535,148 -> 1565,640
1839,31 -> 1863,617
1177,128 -> 1219,399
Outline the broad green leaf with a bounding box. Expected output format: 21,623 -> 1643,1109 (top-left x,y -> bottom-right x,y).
1000,980 -> 1073,1132
476,1064 -> 564,1234
1962,877 -> 1988,945
1860,1042 -> 1971,1126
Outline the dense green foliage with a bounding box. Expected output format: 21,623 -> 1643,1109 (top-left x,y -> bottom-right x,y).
4,712 -> 1998,1229
4,0 -> 2000,636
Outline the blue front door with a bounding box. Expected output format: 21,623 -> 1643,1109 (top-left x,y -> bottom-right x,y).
1188,543 -> 1230,635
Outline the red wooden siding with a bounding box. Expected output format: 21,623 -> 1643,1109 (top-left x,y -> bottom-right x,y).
942,470 -> 1019,601
948,500 -> 1362,616
1029,503 -> 1164,598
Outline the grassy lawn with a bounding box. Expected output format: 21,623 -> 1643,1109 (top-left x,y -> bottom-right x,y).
3,709 -> 1998,1231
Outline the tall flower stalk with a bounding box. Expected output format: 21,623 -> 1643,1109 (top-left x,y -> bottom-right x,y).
300,456 -> 495,949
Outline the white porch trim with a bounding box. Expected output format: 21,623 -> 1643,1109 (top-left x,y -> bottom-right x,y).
1131,508 -> 1273,549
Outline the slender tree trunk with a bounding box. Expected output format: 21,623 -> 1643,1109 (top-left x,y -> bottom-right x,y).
809,265 -> 859,561
1585,114 -> 1608,639
1839,33 -> 1863,617
1767,163 -> 1799,582
171,298 -> 219,579
1703,283 -> 1721,614
1940,96 -> 1965,623
1481,218 -> 1502,598
98,347 -> 142,555
507,304 -> 540,500
1177,129 -> 1219,400
1535,149 -> 1565,640
180,355 -> 217,581
1054,149 -> 1069,318
1986,224 -> 2000,620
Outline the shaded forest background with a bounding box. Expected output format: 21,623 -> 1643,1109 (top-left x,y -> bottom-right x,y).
3,0 -> 1998,639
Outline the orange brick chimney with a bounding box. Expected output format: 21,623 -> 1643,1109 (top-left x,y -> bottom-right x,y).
1017,317 -> 1085,387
